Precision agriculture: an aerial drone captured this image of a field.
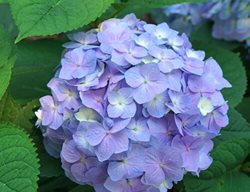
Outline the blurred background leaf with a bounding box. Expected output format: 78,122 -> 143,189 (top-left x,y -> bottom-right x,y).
184,171 -> 250,192
0,25 -> 16,100
10,39 -> 63,104
0,3 -> 18,38
236,97 -> 250,123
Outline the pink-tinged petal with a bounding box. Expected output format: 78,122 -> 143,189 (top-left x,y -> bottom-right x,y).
144,92 -> 169,118
161,148 -> 184,181
147,117 -> 175,146
85,123 -> 106,146
100,43 -> 113,54
112,43 -> 128,53
59,63 -> 76,80
59,48 -> 83,80
85,33 -> 97,44
113,131 -> 129,154
104,178 -> 131,192
149,74 -> 168,94
127,119 -> 151,142
133,47 -> 147,58
183,59 -> 204,75
182,151 -> 200,172
133,84 -> 156,104
107,104 -> 124,118
158,60 -> 172,73
143,24 -> 157,34
146,101 -> 167,118
171,135 -> 186,152
73,129 -> 94,154
119,87 -> 133,100
70,162 -> 88,183
125,67 -> 144,87
85,166 -> 108,184
83,50 -> 96,65
108,162 -> 127,181
143,166 -> 165,185
121,102 -> 137,118
201,140 -> 214,154
41,111 -> 53,126
124,53 -> 141,65
158,58 -> 184,73
72,50 -> 97,79
111,118 -> 131,133
186,49 -> 205,60
95,135 -> 116,162
47,78 -> 67,102
49,113 -> 63,130
108,147 -> 144,181
61,140 -> 81,163
214,111 -> 229,127
111,50 -> 128,66
165,70 -> 182,92
198,152 -> 213,171
133,33 -> 154,49
139,63 -> 160,81
188,75 -> 216,93
148,46 -> 162,59
80,88 -> 105,116
40,95 -> 55,110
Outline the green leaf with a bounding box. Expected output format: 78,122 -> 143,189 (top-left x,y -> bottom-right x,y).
69,185 -> 94,192
0,25 -> 16,100
0,4 -> 18,38
39,151 -> 63,178
15,99 -> 40,133
0,0 -> 7,3
184,137 -> 250,192
236,97 -> 250,123
9,0 -> 115,42
200,139 -> 250,179
192,41 -> 247,107
0,93 -> 39,133
184,171 -> 250,192
0,93 -> 20,122
37,137 -> 63,178
245,36 -> 250,41
10,39 -> 63,103
214,108 -> 250,145
38,175 -> 77,192
0,123 -> 39,192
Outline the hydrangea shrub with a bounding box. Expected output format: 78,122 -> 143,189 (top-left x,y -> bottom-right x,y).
162,0 -> 250,41
36,13 -> 231,192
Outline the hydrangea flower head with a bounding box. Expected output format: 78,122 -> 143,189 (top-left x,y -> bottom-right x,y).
36,13 -> 231,192
160,0 -> 250,42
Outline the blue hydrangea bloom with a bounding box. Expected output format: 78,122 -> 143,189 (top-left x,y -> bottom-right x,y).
36,13 -> 231,192
160,0 -> 250,42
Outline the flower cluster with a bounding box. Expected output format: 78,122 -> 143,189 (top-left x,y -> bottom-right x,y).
36,13 -> 231,192
161,0 -> 250,41
156,3 -> 206,35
